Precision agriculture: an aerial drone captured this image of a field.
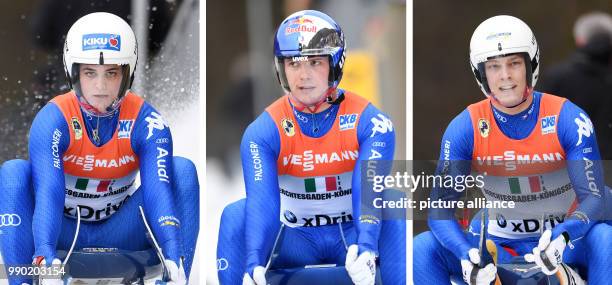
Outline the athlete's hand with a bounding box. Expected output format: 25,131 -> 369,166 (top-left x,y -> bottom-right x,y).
34,257 -> 63,285
164,259 -> 187,284
345,244 -> 376,285
242,266 -> 266,285
461,248 -> 496,285
524,229 -> 567,275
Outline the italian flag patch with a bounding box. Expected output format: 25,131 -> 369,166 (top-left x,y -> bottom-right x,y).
304,176 -> 340,193
75,178 -> 113,192
508,176 -> 542,194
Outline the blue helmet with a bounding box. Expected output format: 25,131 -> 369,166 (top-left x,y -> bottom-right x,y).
274,10 -> 346,93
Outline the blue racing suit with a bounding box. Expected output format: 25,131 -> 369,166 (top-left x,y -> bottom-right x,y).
413,92 -> 610,284
217,90 -> 406,284
0,92 -> 199,284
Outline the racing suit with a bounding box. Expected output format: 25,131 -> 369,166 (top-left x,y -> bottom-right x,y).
217,90 -> 405,284
413,92 -> 610,284
0,91 -> 199,284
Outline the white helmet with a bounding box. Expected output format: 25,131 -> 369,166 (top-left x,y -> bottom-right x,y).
469,15 -> 539,96
63,12 -> 138,114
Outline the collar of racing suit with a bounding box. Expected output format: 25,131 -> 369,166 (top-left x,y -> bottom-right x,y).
290,97 -> 341,138
490,92 -> 541,140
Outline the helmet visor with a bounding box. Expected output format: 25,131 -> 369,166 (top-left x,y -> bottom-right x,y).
71,63 -> 131,115
477,52 -> 533,94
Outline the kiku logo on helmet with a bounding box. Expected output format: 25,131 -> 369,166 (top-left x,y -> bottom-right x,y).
82,33 -> 121,51
109,36 -> 119,47
0,214 -> 21,227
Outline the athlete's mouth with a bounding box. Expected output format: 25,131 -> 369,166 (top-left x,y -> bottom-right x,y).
298,86 -> 315,91
499,84 -> 516,91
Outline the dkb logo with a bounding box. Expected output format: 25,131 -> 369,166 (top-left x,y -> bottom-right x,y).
541,115 -> 556,135
339,114 -> 358,131
118,120 -> 134,139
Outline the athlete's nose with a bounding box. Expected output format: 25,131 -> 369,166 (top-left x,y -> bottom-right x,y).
94,75 -> 107,90
500,64 -> 512,80
298,63 -> 313,80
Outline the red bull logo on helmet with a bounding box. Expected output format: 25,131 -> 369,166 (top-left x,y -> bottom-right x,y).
285,17 -> 317,35
82,33 -> 121,51
289,17 -> 314,25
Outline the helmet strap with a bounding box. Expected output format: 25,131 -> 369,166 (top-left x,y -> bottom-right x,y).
289,87 -> 337,113
490,86 -> 532,109
72,64 -> 130,116
76,92 -> 123,117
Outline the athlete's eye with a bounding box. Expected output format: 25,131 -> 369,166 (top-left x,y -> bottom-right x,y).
106,71 -> 118,78
486,63 -> 500,71
84,71 -> 96,77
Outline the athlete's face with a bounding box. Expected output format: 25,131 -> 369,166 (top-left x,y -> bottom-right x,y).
79,64 -> 123,113
484,54 -> 529,111
284,56 -> 330,108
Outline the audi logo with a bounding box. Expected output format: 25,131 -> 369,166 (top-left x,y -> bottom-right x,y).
0,214 -> 21,227
217,258 -> 229,271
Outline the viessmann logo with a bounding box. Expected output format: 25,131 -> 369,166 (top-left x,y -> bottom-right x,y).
0,214 -> 21,227
283,150 -> 358,171
63,154 -> 136,171
476,150 -> 564,171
